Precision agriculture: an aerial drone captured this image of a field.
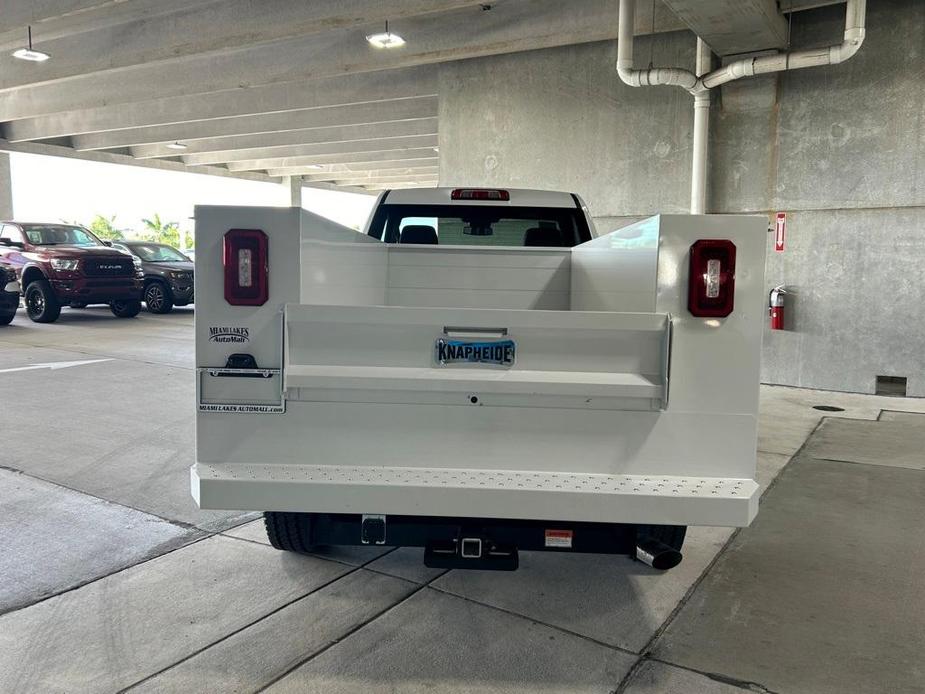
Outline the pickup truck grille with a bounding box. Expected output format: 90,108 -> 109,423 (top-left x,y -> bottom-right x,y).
83,258 -> 134,277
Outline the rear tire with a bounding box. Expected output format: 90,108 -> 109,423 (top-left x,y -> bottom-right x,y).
264,512 -> 316,553
25,280 -> 61,323
110,299 -> 142,318
0,309 -> 14,325
144,281 -> 174,314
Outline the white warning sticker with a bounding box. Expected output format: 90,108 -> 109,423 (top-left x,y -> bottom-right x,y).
544,529 -> 573,548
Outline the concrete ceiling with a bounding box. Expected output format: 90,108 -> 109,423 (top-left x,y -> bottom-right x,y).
0,0 -> 844,193
0,0 -> 690,192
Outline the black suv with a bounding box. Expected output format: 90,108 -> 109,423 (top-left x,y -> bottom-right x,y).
112,241 -> 194,314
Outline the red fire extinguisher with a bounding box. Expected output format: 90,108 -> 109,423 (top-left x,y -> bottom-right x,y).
769,285 -> 787,330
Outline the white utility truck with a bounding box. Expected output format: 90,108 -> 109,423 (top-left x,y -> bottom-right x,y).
193,188 -> 765,571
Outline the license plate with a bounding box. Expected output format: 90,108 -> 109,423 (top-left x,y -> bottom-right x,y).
435,338 -> 516,367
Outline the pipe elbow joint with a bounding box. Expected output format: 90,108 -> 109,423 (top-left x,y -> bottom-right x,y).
617,69 -> 642,87
830,29 -> 865,63
616,62 -> 641,87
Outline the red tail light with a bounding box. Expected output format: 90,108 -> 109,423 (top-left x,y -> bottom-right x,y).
688,239 -> 736,317
223,229 -> 268,306
450,188 -> 510,201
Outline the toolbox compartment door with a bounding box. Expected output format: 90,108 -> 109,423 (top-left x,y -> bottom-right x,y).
284,304 -> 670,411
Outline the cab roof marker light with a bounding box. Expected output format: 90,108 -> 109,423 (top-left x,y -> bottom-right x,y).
450,188 -> 510,201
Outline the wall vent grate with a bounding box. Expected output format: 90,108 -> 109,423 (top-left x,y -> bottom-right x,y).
875,376 -> 907,397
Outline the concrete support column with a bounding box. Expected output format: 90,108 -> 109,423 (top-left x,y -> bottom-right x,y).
285,175 -> 302,208
0,154 -> 12,220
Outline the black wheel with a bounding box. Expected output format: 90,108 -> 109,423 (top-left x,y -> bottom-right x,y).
69,301 -> 88,308
110,299 -> 142,318
0,309 -> 14,325
25,280 -> 61,323
144,281 -> 174,314
264,512 -> 316,553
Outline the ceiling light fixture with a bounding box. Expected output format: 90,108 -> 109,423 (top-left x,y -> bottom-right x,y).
12,26 -> 51,62
166,141 -> 188,150
366,20 -> 405,49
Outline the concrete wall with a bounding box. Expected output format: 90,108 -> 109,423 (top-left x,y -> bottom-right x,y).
0,154 -> 12,220
438,0 -> 925,396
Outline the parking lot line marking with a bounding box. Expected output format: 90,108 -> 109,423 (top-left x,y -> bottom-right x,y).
0,358 -> 113,374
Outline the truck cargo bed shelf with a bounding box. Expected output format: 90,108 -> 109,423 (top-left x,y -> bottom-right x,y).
284,365 -> 662,399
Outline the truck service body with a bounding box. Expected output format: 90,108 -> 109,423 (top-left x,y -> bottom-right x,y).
192,188 -> 766,570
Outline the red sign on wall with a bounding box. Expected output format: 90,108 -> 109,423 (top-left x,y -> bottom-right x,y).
774,212 -> 786,252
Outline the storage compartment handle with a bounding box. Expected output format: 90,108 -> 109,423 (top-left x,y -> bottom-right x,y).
443,326 -> 508,337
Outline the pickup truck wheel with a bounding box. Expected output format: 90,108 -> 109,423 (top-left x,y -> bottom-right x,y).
110,299 -> 142,318
25,280 -> 62,323
144,281 -> 174,314
0,309 -> 14,325
264,512 -> 316,553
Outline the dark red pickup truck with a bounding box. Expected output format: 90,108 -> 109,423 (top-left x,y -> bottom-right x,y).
0,222 -> 143,323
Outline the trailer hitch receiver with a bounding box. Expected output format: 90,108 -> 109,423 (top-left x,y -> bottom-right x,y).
424,537 -> 518,570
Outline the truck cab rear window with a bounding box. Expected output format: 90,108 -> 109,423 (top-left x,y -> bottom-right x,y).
367,204 -> 591,247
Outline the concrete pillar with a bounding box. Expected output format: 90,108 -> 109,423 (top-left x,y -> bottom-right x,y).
285,175 -> 302,208
0,154 -> 12,220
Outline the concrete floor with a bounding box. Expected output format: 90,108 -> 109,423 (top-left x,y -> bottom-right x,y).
1,305 -> 923,693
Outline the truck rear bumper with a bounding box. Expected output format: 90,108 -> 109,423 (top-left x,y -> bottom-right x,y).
191,463 -> 758,527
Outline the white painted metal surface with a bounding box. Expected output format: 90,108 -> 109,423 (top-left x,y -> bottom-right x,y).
193,193 -> 767,527
284,304 -> 669,408
192,464 -> 758,526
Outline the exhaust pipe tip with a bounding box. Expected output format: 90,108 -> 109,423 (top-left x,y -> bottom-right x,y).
636,537 -> 683,571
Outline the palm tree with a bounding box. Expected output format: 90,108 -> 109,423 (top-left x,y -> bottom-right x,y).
88,214 -> 123,240
141,213 -> 181,247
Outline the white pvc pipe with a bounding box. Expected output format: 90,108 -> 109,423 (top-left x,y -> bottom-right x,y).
616,0 -> 867,214
617,0 -> 867,93
616,0 -> 698,93
690,39 -> 712,215
702,0 -> 866,89
690,94 -> 709,214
